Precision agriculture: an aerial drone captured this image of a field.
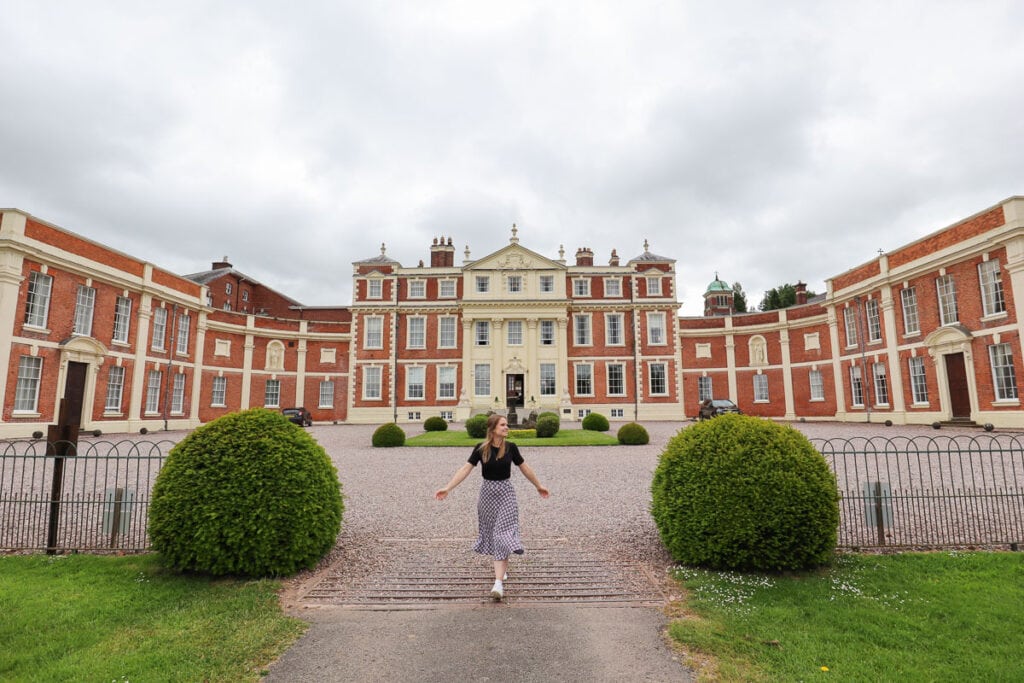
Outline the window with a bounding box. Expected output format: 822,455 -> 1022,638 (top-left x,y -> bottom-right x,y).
540,320 -> 555,345
753,374 -> 769,402
438,367 -> 456,399
607,363 -> 625,396
611,408 -> 624,418
211,376 -> 227,406
73,285 -> 96,336
649,363 -> 667,396
507,275 -> 522,293
14,356 -> 42,412
440,410 -> 454,421
865,299 -> 881,342
225,282 -> 233,294
539,275 -> 554,293
577,408 -> 591,419
438,316 -> 457,348
475,321 -> 490,346
850,365 -> 864,407
809,370 -> 824,401
152,308 -> 167,350
145,370 -> 162,413
105,366 -> 125,412
439,280 -> 456,298
507,320 -> 523,345
364,316 -> 383,348
989,343 -> 1019,401
936,274 -> 958,325
979,259 -> 1006,317
409,280 -> 425,298
407,411 -> 421,421
364,366 -> 382,399
843,307 -> 858,347
573,279 -> 590,297
647,312 -> 665,345
575,364 -> 593,395
407,316 -> 426,349
319,380 -> 334,408
264,379 -> 281,407
368,279 -> 382,299
540,363 -> 557,396
605,278 -> 621,297
474,364 -> 490,396
872,362 -> 889,405
475,276 -> 490,293
606,313 -> 623,346
573,315 -> 592,346
176,313 -> 190,354
406,366 -> 425,399
698,376 -> 713,401
242,290 -> 249,302
223,301 -> 232,312
901,287 -> 920,335
113,296 -> 132,343
24,271 -> 53,328
647,277 -> 662,296
909,357 -> 928,404
171,373 -> 186,414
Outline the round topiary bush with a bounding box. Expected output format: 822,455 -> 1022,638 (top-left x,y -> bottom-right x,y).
651,414 -> 839,571
466,414 -> 488,439
148,408 -> 343,577
617,422 -> 649,445
372,422 -> 406,447
536,414 -> 560,438
423,416 -> 448,432
581,412 -> 610,432
538,411 -> 560,424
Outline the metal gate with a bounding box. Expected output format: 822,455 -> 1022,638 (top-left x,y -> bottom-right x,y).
0,439 -> 172,552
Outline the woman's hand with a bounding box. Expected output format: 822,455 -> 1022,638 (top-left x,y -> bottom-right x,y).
536,485 -> 550,498
435,488 -> 449,501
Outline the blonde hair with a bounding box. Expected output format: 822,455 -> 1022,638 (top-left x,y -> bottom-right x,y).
475,413 -> 507,463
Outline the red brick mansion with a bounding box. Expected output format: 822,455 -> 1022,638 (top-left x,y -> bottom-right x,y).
1,196 -> 1021,436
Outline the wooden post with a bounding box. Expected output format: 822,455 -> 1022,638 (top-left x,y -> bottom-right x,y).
45,399 -> 81,554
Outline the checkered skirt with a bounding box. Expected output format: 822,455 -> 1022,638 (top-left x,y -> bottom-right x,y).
473,479 -> 525,561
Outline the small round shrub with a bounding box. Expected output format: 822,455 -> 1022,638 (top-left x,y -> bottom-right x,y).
651,414 -> 839,571
581,412 -> 610,432
423,416 -> 448,432
466,414 -> 488,438
538,411 -> 560,424
372,423 -> 406,447
536,414 -> 560,438
617,422 -> 649,445
148,408 -> 343,577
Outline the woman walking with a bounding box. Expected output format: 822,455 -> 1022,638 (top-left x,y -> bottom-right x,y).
435,414 -> 550,601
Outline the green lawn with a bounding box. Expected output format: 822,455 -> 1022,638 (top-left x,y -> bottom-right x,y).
669,551 -> 1024,681
0,554 -> 305,682
406,428 -> 620,447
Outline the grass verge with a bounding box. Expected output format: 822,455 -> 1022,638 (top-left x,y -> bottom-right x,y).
406,428 -> 619,447
0,553 -> 306,682
668,551 -> 1024,681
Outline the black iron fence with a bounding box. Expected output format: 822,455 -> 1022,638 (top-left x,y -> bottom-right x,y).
812,435 -> 1024,549
0,439 -> 172,552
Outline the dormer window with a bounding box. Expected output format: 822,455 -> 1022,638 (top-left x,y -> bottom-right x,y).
368,280 -> 382,299
647,276 -> 662,296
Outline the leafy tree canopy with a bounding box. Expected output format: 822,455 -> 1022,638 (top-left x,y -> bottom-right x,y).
758,283 -> 817,311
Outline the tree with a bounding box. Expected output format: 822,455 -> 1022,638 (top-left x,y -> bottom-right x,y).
731,282 -> 748,313
758,283 -> 817,311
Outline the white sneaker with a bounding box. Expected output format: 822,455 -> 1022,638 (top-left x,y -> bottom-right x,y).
490,580 -> 504,601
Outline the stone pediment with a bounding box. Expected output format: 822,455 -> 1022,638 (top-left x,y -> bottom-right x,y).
923,324 -> 973,347
466,243 -> 565,272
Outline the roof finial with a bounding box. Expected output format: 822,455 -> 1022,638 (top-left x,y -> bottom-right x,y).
380,242 -> 387,256
510,223 -> 519,244
643,238 -> 650,252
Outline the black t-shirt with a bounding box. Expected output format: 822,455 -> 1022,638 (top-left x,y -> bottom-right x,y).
468,442 -> 524,481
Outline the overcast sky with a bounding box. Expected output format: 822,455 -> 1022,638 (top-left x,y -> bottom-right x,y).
3,2 -> 1022,315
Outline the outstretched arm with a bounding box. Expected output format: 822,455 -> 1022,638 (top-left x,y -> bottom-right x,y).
518,462 -> 550,498
435,463 -> 474,500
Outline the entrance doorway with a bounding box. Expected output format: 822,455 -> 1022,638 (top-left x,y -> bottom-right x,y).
944,352 -> 971,419
64,361 -> 88,426
505,374 -> 524,409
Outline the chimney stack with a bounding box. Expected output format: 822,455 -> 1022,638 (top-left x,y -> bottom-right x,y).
575,247 -> 594,267
430,236 -> 456,267
795,281 -> 807,305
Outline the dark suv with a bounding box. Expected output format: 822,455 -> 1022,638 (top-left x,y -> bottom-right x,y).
282,407 -> 312,427
698,399 -> 742,420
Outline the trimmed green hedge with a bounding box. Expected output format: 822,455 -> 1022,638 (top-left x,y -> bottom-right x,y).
536,414 -> 560,438
148,408 -> 343,577
651,414 -> 839,571
372,423 -> 406,447
617,422 -> 649,445
423,416 -> 448,432
465,414 -> 488,438
582,412 -> 610,432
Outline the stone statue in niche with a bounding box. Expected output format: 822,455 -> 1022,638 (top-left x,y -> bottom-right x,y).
267,342 -> 284,370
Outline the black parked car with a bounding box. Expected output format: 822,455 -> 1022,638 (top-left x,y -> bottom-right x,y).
282,407 -> 312,427
698,399 -> 742,420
